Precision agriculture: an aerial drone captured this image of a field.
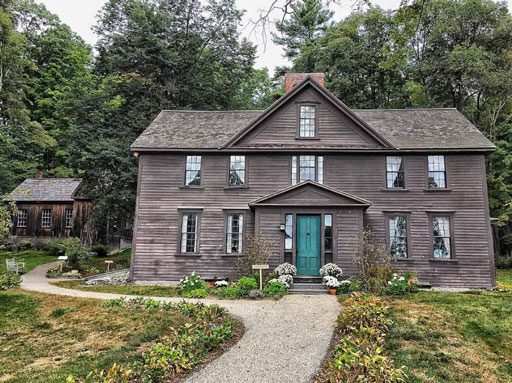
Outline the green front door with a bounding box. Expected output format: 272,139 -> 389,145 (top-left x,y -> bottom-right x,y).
296,215 -> 321,276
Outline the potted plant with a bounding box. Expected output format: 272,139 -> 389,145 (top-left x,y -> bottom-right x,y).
323,276 -> 340,295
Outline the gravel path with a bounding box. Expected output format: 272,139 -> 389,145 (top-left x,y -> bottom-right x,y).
21,262 -> 340,383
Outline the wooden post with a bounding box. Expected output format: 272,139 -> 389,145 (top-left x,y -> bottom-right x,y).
252,264 -> 270,290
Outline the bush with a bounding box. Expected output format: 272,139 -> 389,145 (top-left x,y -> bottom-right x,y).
91,244 -> 109,257
46,267 -> 61,278
383,272 -> 418,296
249,289 -> 264,299
274,262 -> 297,276
496,255 -> 512,269
215,286 -> 241,299
61,238 -> 88,269
337,279 -> 358,294
0,271 -> 21,291
263,281 -> 288,299
179,272 -> 209,295
236,276 -> 258,293
181,288 -> 209,299
319,263 -> 343,278
45,239 -> 67,256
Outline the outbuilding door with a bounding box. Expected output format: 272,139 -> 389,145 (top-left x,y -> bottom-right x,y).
296,215 -> 321,276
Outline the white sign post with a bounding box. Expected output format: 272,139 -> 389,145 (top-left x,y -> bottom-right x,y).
252,264 -> 270,290
57,256 -> 68,273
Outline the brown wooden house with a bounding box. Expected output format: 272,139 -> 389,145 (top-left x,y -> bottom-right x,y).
4,174 -> 92,241
129,73 -> 496,288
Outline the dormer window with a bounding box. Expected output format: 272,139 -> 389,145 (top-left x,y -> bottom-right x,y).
298,105 -> 316,138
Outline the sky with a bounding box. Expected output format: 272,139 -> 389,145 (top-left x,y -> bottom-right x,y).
38,0 -> 511,71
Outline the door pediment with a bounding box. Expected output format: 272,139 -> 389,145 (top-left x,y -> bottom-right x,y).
249,181 -> 371,209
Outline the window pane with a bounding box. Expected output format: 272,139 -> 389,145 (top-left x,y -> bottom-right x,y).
181,213 -> 198,253
299,155 -> 316,182
42,209 -> 52,228
229,155 -> 246,186
432,216 -> 451,258
428,155 -> 446,189
386,156 -> 404,188
185,156 -> 202,186
65,209 -> 73,228
324,214 -> 333,251
299,106 -> 316,138
285,214 -> 293,250
317,156 -> 324,184
291,156 -> 297,185
17,210 -> 27,227
389,216 -> 407,257
227,213 -> 244,254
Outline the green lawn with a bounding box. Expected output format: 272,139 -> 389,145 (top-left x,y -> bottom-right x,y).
81,248 -> 131,275
497,268 -> 512,284
0,250 -> 57,273
387,289 -> 512,382
0,289 -> 191,382
53,280 -> 180,297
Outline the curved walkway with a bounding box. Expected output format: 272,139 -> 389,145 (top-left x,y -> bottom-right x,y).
21,263 -> 339,383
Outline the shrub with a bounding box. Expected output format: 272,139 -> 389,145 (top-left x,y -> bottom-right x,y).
383,272 -> 418,296
91,244 -> 109,257
319,263 -> 343,278
274,262 -> 297,276
45,239 -> 67,256
263,280 -> 288,299
215,286 -> 242,299
179,272 -> 209,295
46,267 -> 61,278
237,276 -> 258,293
337,279 -> 355,294
61,238 -> 88,269
181,288 -> 209,299
323,276 -> 340,289
234,235 -> 273,275
0,271 -> 21,291
496,255 -> 512,269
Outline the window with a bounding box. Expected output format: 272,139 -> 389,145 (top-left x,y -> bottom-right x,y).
226,213 -> 244,254
180,213 -> 199,253
284,214 -> 293,250
389,215 -> 408,258
324,214 -> 333,263
299,105 -> 316,138
185,155 -> 202,186
65,209 -> 73,228
432,216 -> 452,259
386,156 -> 404,188
229,155 -> 246,186
291,155 -> 324,185
17,209 -> 27,228
41,209 -> 52,228
428,155 -> 446,188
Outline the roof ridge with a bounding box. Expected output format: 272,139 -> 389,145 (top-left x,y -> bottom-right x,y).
353,108 -> 457,111
160,110 -> 263,113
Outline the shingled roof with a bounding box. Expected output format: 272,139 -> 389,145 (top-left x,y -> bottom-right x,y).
131,78 -> 495,152
4,178 -> 84,202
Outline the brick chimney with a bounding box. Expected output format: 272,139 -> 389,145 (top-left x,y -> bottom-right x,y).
35,170 -> 43,180
285,73 -> 325,93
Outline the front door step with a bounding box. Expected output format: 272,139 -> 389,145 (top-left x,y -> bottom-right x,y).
289,282 -> 325,295
293,276 -> 323,284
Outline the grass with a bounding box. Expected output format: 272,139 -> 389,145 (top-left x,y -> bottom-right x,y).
497,268 -> 512,284
386,288 -> 512,382
53,280 -> 180,297
0,289 -> 192,382
0,250 -> 57,273
81,248 -> 131,275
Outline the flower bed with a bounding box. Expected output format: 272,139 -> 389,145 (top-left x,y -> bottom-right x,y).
316,293 -> 407,383
69,299 -> 242,383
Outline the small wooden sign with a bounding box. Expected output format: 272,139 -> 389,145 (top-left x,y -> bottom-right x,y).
252,264 -> 270,270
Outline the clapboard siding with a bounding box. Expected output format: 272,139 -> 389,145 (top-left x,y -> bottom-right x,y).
132,152 -> 494,288
235,88 -> 382,148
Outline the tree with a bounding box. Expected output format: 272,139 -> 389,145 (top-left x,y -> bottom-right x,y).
272,0 -> 333,71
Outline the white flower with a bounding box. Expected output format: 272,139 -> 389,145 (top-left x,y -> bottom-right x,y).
319,263 -> 343,278
388,281 -> 393,285
399,276 -> 405,281
215,280 -> 229,287
274,263 -> 297,276
323,276 -> 340,288
339,280 -> 351,285
278,274 -> 293,285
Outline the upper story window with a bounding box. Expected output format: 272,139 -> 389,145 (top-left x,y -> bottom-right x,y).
180,212 -> 199,253
226,213 -> 244,254
17,209 -> 27,228
428,155 -> 446,188
41,209 -> 52,228
389,215 -> 408,258
65,209 -> 73,228
291,155 -> 324,185
432,216 -> 452,259
229,155 -> 246,187
386,156 -> 404,188
298,105 -> 316,138
185,155 -> 202,186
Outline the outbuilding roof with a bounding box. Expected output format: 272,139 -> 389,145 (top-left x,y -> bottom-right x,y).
131,77 -> 495,152
4,178 -> 84,202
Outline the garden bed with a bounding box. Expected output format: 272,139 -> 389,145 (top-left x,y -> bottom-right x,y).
0,290 -> 243,383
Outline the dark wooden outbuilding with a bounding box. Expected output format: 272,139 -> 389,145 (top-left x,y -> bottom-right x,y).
4,175 -> 92,242
129,73 -> 496,288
